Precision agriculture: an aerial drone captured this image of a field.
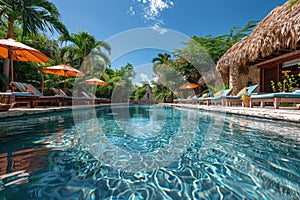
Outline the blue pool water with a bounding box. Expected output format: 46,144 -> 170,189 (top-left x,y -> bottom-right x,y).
0,105 -> 299,199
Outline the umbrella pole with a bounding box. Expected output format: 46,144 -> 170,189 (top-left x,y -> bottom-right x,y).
64,70 -> 66,93
64,77 -> 66,93
9,47 -> 14,91
8,46 -> 14,83
10,59 -> 14,82
93,81 -> 96,97
41,73 -> 44,94
8,46 -> 14,88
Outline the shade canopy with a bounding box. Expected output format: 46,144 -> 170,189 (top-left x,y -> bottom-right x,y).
85,77 -> 107,97
179,82 -> 199,89
0,38 -> 51,86
42,64 -> 85,77
85,77 -> 107,86
0,38 -> 50,62
42,64 -> 85,92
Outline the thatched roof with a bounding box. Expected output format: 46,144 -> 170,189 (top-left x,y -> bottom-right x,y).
216,0 -> 300,73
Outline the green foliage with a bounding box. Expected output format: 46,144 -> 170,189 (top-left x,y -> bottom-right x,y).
133,84 -> 147,100
152,59 -> 184,89
190,21 -> 257,64
240,94 -> 250,102
0,0 -> 69,38
223,84 -> 229,89
99,63 -> 136,99
152,53 -> 171,64
290,0 -> 298,7
21,34 -> 61,61
0,0 -> 258,98
271,73 -> 298,92
206,84 -> 227,93
151,82 -> 174,103
174,39 -> 210,82
117,63 -> 136,80
60,31 -> 111,75
0,0 -> 69,90
153,20 -> 258,88
271,80 -> 282,93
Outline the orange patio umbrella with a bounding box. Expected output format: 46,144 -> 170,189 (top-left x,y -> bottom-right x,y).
85,77 -> 107,86
179,82 -> 199,89
42,64 -> 85,92
85,77 -> 107,95
0,38 -> 51,82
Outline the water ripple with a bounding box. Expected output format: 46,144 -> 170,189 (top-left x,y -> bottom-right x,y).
0,106 -> 299,199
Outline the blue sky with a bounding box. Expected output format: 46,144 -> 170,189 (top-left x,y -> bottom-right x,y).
49,0 -> 287,83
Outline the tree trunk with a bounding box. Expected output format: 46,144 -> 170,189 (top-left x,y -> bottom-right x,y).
7,21 -> 14,39
82,57 -> 87,73
2,21 -> 14,91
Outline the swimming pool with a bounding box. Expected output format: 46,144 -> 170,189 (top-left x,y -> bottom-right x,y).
0,105 -> 299,199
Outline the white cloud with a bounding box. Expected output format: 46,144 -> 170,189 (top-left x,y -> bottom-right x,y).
152,75 -> 159,83
136,73 -> 158,87
135,82 -> 143,87
140,73 -> 150,83
127,6 -> 136,15
151,24 -> 167,34
150,0 -> 170,15
130,0 -> 174,28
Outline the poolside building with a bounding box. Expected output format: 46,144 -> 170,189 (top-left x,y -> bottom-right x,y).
216,0 -> 300,95
138,85 -> 155,104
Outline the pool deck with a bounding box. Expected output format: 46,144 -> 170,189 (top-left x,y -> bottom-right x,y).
0,103 -> 299,123
166,103 -> 300,123
0,104 -> 106,119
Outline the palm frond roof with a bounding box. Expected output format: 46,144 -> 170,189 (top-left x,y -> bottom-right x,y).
216,0 -> 300,73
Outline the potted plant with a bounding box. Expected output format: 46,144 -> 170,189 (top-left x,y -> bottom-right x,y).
241,94 -> 250,107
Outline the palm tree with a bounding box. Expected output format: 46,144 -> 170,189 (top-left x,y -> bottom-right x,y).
60,31 -> 111,75
0,0 -> 68,38
152,53 -> 171,64
152,53 -> 171,74
0,0 -> 68,90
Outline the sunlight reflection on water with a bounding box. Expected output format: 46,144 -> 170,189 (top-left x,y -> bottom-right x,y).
0,106 -> 299,199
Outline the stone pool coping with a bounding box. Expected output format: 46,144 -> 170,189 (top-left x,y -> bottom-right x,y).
0,103 -> 299,123
166,103 -> 300,123
0,104 -> 107,119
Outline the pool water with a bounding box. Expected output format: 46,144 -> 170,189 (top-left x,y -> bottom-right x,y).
0,105 -> 299,199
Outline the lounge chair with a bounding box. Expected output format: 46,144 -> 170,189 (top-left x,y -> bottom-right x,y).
183,94 -> 201,104
0,102 -> 12,111
9,82 -> 40,107
250,90 -> 300,109
224,84 -> 259,106
197,92 -> 214,106
25,84 -> 104,106
10,82 -> 70,107
198,89 -> 232,106
79,91 -> 99,104
173,94 -> 199,104
45,87 -> 98,105
173,97 -> 186,104
49,87 -> 68,96
211,88 -> 233,105
73,90 -> 109,104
